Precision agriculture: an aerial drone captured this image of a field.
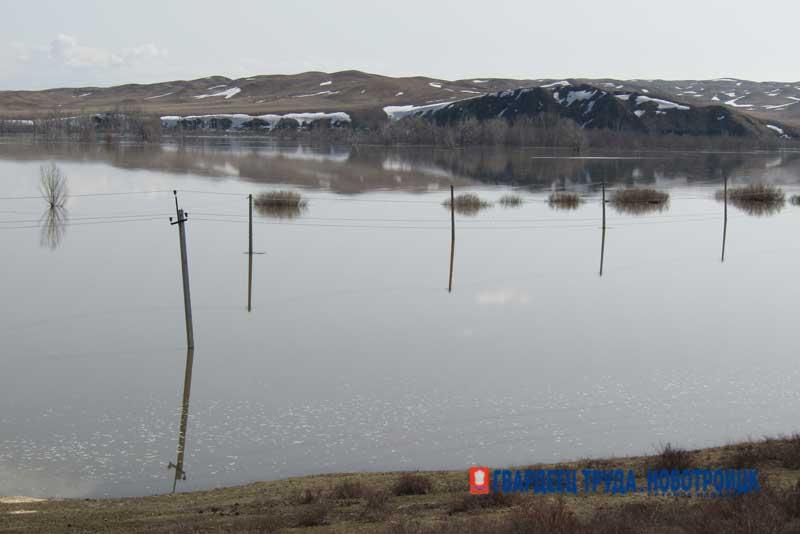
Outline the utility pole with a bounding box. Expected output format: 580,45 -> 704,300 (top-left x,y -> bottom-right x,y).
448,185 -> 455,292
170,190 -> 194,349
248,194 -> 253,312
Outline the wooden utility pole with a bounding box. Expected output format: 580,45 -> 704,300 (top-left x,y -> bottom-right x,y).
448,185 -> 455,292
171,191 -> 194,349
248,194 -> 253,312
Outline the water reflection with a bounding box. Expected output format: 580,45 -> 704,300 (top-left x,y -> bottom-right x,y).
5,139 -> 799,194
599,225 -> 606,277
448,186 -> 455,292
727,196 -> 784,217
721,175 -> 728,263
39,207 -> 67,249
168,348 -> 194,493
599,181 -> 607,276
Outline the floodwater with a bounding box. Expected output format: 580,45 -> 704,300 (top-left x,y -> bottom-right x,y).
1,137 -> 800,498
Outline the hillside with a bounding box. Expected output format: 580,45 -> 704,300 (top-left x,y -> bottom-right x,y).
0,71 -> 798,137
418,84 -> 795,139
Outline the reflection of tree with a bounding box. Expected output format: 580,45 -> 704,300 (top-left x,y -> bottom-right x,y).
39,207 -> 68,250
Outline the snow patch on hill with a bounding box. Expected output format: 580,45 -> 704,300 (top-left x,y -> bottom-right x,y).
635,96 -> 689,111
160,112 -> 350,130
384,102 -> 452,119
194,87 -> 241,99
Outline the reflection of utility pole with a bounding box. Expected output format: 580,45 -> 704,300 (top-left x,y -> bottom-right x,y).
248,194 -> 253,312
448,185 -> 455,292
721,174 -> 728,263
170,191 -> 194,349
599,226 -> 606,277
600,180 -> 606,276
168,347 -> 195,493
601,180 -> 606,229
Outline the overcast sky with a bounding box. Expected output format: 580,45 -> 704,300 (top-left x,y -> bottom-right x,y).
1,0 -> 798,90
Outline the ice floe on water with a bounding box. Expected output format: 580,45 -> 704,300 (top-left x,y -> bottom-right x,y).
194,87 -> 241,99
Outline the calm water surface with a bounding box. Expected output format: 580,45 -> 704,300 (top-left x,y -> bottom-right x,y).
2,138 -> 800,498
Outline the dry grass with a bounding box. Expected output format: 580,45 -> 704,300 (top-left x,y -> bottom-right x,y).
443,193 -> 492,216
448,492 -> 520,514
647,443 -> 694,472
715,183 -> 786,216
393,472 -> 434,496
610,188 -> 669,215
499,194 -> 524,207
8,438 -> 800,533
330,478 -> 369,500
254,190 -> 307,219
293,501 -> 331,527
547,192 -> 583,210
721,434 -> 800,470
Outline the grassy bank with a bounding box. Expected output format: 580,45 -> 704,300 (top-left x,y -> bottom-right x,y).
3,437 -> 800,533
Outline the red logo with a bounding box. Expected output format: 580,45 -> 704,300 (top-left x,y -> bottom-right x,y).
469,467 -> 490,494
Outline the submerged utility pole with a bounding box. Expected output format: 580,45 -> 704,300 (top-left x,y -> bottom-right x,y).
248,194 -> 253,312
448,185 -> 455,292
170,190 -> 194,349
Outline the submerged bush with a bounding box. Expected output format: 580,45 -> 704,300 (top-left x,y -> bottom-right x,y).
443,193 -> 492,216
715,183 -> 785,216
791,194 -> 800,206
499,194 -> 523,207
611,188 -> 669,215
254,190 -> 307,219
547,192 -> 583,210
40,162 -> 68,208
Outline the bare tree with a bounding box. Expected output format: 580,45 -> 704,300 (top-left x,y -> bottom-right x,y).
40,162 -> 69,208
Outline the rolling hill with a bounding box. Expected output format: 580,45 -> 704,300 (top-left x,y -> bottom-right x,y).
0,71 -> 798,138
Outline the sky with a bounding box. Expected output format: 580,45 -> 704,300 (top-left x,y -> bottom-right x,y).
1,0 -> 798,90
